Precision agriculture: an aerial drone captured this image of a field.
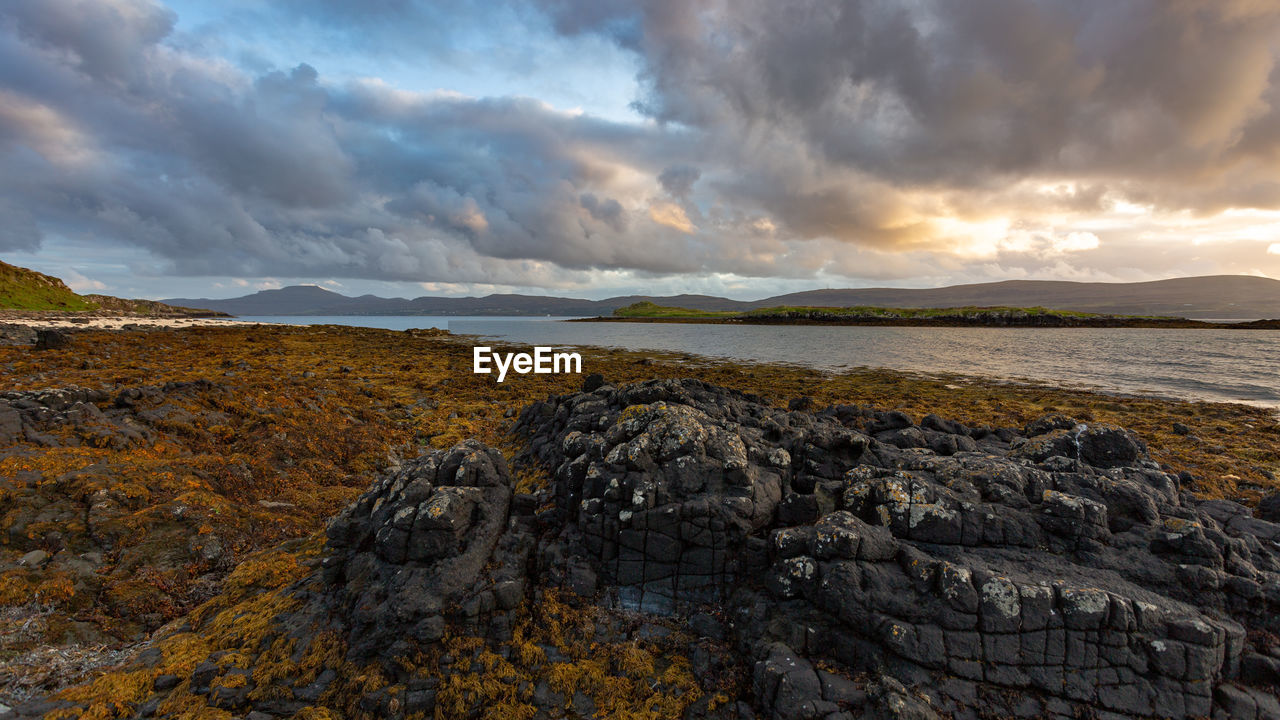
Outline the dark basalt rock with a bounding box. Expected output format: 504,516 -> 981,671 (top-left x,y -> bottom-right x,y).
33,329 -> 71,351
1011,418 -> 1147,468
322,439 -> 528,662
1260,492 -> 1280,524
514,378 -> 1280,719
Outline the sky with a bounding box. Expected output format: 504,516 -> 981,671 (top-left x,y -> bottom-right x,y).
3,0 -> 1280,301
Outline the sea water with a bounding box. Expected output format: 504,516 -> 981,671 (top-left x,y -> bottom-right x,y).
234,316 -> 1280,408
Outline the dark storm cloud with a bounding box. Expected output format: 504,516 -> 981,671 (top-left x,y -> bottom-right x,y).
657,165 -> 699,199
3,0 -> 1280,288
176,64 -> 354,208
592,0 -> 1280,178
543,0 -> 1280,232
579,193 -> 627,232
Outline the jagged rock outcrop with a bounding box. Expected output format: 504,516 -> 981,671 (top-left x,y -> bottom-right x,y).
516,378 -> 1280,719
322,440 -> 531,662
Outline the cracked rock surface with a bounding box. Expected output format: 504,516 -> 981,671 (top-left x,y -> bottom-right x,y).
322,440 -> 528,663
517,378 -> 1280,719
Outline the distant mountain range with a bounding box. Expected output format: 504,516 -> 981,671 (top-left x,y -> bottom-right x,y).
164,275 -> 1280,320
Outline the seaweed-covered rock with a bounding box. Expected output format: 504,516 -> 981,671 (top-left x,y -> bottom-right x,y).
0,384 -> 185,450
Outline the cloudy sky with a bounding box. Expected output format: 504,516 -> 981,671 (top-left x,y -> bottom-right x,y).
3,0 -> 1280,300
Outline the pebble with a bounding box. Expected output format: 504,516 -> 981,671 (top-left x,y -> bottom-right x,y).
18,549 -> 49,568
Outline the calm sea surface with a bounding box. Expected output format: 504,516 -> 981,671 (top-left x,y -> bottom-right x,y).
235,316 -> 1280,408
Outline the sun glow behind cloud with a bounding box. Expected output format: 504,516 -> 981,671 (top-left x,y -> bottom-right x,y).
648,202 -> 696,234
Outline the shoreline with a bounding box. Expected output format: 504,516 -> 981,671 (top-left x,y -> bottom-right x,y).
12,313 -> 1277,331
1,316 -> 254,330
570,315 -> 1280,329
436,329 -> 1280,411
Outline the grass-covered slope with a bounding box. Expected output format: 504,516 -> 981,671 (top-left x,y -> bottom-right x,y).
611,301 -> 736,318
0,260 -> 229,317
81,294 -> 231,317
607,301 -> 1216,326
0,261 -> 96,311
614,301 -> 1149,320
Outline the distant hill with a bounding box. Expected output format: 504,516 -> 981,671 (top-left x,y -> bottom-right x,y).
0,260 -> 95,311
165,275 -> 1280,320
598,300 -> 1280,328
0,260 -> 227,317
163,287 -> 754,317
164,286 -> 615,316
762,276 -> 1280,319
165,285 -> 365,316
81,295 -> 229,317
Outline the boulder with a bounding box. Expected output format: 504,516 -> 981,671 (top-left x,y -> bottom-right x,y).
1259,492 -> 1280,523
322,440 -> 522,661
18,549 -> 49,568
1013,422 -> 1147,468
514,378 -> 1280,720
34,329 -> 70,350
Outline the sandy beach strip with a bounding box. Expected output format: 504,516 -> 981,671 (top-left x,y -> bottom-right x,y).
2,316 -> 254,330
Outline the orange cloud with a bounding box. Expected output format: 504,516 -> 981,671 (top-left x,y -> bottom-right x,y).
649,202 -> 696,234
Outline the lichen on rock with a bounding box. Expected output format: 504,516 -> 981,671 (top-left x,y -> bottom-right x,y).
515,378 -> 1280,719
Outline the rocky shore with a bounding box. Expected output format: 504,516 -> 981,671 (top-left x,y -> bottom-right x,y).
0,325 -> 1277,719
578,313 -> 1280,329
7,375 -> 1279,719
0,319 -> 252,354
